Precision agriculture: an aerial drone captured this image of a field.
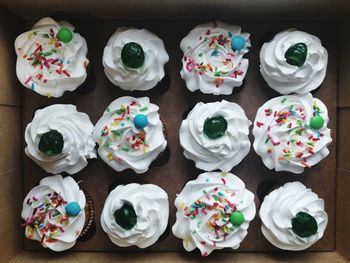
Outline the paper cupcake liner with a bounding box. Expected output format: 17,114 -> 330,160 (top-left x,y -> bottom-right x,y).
79,187 -> 94,239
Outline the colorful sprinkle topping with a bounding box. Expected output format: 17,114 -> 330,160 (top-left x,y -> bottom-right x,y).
98,101 -> 151,162
183,185 -> 242,243
21,191 -> 73,244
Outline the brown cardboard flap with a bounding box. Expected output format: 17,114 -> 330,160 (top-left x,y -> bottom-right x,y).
338,21 -> 350,108
0,106 -> 22,173
336,169 -> 350,260
0,8 -> 22,106
9,251 -> 348,263
337,108 -> 350,171
0,169 -> 22,263
1,0 -> 350,21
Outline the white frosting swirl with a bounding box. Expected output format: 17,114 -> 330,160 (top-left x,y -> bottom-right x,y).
172,172 -> 256,256
101,183 -> 169,248
102,27 -> 169,91
21,175 -> 86,252
25,104 -> 96,174
180,21 -> 251,95
15,17 -> 89,98
180,100 -> 251,172
252,93 -> 332,174
260,29 -> 328,95
260,182 -> 328,250
93,96 -> 167,174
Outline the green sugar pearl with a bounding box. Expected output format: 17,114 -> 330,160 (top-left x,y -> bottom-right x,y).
57,28 -> 73,43
38,130 -> 64,156
203,116 -> 227,139
284,43 -> 307,67
121,42 -> 145,68
309,115 -> 324,130
114,203 -> 137,230
230,211 -> 245,226
292,212 -> 318,238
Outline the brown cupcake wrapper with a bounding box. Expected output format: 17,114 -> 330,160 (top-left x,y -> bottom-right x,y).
150,117 -> 170,167
79,187 -> 94,239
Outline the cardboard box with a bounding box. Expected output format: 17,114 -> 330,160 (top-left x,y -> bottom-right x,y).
0,1 -> 350,262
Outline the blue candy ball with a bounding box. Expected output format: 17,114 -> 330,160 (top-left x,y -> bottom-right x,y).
231,36 -> 245,51
134,114 -> 148,129
65,202 -> 81,217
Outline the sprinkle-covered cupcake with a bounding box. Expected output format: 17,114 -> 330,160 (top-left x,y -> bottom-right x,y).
21,175 -> 94,251
93,96 -> 167,174
180,100 -> 251,171
260,29 -> 328,95
15,17 -> 89,98
180,21 -> 251,95
102,27 -> 169,91
101,183 -> 169,248
25,104 -> 96,174
172,172 -> 256,256
252,93 -> 332,174
260,181 -> 328,250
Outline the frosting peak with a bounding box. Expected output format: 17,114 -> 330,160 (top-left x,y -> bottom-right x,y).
93,96 -> 167,174
15,17 -> 89,98
260,182 -> 328,250
180,100 -> 251,172
180,21 -> 251,95
25,104 -> 96,174
172,172 -> 256,256
103,27 -> 169,91
260,29 -> 328,95
252,93 -> 332,174
21,175 -> 86,251
101,183 -> 169,248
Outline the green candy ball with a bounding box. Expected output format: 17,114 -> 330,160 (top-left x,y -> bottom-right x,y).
309,115 -> 324,130
121,42 -> 145,68
57,28 -> 73,43
292,212 -> 318,238
203,116 -> 227,139
284,43 -> 307,67
230,211 -> 245,226
114,203 -> 137,230
38,130 -> 64,156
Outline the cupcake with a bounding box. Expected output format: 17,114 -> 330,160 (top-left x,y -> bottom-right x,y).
21,175 -> 94,251
180,21 -> 251,95
15,17 -> 89,98
260,182 -> 328,250
260,29 -> 328,95
101,183 -> 169,248
25,104 -> 96,174
93,96 -> 167,174
180,100 -> 251,171
102,27 -> 169,91
172,172 -> 256,256
252,93 -> 332,174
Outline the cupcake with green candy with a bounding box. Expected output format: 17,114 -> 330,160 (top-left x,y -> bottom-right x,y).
259,181 -> 328,250
21,174 -> 94,251
93,96 -> 167,174
260,29 -> 328,95
101,183 -> 169,248
15,17 -> 89,98
172,172 -> 256,256
24,104 -> 96,174
102,27 -> 169,92
252,93 -> 332,174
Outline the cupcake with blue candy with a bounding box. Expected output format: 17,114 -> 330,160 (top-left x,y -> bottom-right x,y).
93,96 -> 167,174
180,21 -> 251,95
